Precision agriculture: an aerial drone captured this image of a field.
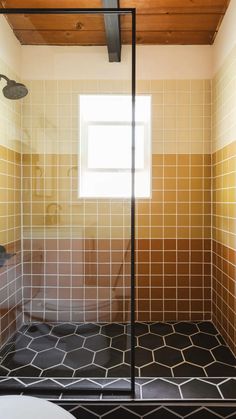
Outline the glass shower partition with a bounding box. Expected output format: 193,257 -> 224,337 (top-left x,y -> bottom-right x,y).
0,8 -> 135,395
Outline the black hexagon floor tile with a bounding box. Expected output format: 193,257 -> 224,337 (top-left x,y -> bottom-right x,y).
56,334 -> 84,351
174,322 -> 198,336
186,408 -> 222,418
94,347 -> 123,369
9,365 -> 41,377
101,407 -> 139,419
142,379 -> 181,399
84,334 -> 110,351
209,405 -> 236,416
51,323 -> 76,337
126,322 -> 149,336
76,323 -> 100,337
0,321 -> 236,381
41,365 -> 74,377
29,335 -> 58,352
184,346 -> 214,366
146,407 -> 180,419
140,362 -> 172,377
150,323 -> 173,336
134,323 -> 149,336
125,347 -> 153,367
34,348 -> 65,369
139,333 -> 164,350
0,366 -> 8,376
191,333 -> 219,349
3,348 -> 36,370
65,406 -> 96,419
198,322 -> 218,335
180,379 -> 221,399
64,348 -> 94,369
107,363 -> 131,377
112,334 -> 131,351
165,333 -> 191,349
168,406 -> 201,416
101,323 -> 124,337
212,346 -> 236,366
217,335 -> 226,345
219,378 -> 236,399
205,362 -> 236,377
12,335 -> 32,350
173,362 -> 206,377
154,347 -> 183,367
0,342 -> 13,359
74,364 -> 106,377
25,323 -> 52,338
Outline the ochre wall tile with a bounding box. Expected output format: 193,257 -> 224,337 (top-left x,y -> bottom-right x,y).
0,145 -> 22,347
19,78 -> 212,325
212,141 -> 236,355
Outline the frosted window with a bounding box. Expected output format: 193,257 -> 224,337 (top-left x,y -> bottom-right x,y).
79,95 -> 151,198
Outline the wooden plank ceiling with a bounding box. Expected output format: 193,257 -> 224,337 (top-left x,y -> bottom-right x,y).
0,0 -> 230,45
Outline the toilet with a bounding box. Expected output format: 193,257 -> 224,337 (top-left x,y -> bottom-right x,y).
0,396 -> 74,419
23,288 -> 120,322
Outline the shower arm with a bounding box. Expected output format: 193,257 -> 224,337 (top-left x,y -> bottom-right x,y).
0,74 -> 10,83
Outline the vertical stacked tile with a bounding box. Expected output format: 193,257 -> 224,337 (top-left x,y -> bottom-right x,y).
22,78 -> 211,323
136,80 -> 211,321
0,58 -> 22,347
22,80 -> 132,323
212,45 -> 236,355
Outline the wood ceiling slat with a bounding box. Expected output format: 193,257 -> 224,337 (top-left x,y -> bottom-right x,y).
13,29 -> 215,45
13,29 -> 107,45
134,30 -> 215,44
122,0 -> 229,14
0,0 -> 229,14
130,14 -> 220,31
7,15 -> 106,31
0,0 -> 102,8
0,0 -> 230,46
7,13 -> 222,32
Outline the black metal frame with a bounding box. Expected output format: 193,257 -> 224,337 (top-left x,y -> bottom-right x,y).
102,0 -> 121,62
0,7 -> 136,396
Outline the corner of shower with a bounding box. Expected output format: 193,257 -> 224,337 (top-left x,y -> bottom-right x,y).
0,7 -> 136,396
2,6 -> 236,411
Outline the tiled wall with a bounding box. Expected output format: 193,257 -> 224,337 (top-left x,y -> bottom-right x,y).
137,154 -> 211,322
212,45 -> 236,355
2,65 -> 236,349
0,57 -> 22,347
212,143 -> 236,353
21,79 -> 212,323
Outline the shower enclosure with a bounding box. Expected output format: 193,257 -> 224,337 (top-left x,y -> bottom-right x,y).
0,5 -> 236,406
0,8 -> 136,394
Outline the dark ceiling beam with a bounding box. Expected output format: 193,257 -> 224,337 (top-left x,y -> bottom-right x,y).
103,0 -> 121,62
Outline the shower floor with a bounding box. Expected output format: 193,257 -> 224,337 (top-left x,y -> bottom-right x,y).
0,321 -> 235,378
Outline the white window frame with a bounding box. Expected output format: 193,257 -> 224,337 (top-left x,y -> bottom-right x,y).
79,94 -> 151,199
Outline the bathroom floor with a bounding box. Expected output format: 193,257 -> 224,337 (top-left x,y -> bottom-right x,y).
0,321 -> 235,378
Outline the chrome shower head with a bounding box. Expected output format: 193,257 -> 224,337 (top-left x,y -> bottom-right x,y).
0,74 -> 28,100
